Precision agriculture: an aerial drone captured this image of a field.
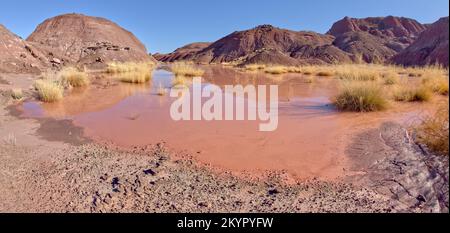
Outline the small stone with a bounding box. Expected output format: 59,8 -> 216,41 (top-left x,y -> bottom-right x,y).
143,169 -> 156,176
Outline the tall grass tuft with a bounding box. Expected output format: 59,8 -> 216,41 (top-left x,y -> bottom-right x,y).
422,76 -> 449,96
59,67 -> 89,87
171,63 -> 204,77
264,66 -> 288,75
336,66 -> 380,81
334,82 -> 388,112
34,79 -> 64,102
382,71 -> 400,85
244,64 -> 266,71
107,62 -> 155,74
416,101 -> 449,156
393,86 -> 432,102
118,71 -> 152,84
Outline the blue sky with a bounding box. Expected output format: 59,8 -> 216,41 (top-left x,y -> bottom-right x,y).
0,0 -> 448,53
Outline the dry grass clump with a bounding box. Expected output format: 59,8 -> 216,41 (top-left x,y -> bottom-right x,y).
403,65 -> 448,78
107,62 -> 154,84
316,70 -> 334,77
382,70 -> 400,85
264,66 -> 289,75
244,64 -> 266,71
334,82 -> 387,112
300,66 -> 315,75
422,76 -> 449,95
285,66 -> 303,73
10,88 -> 23,100
416,101 -> 449,156
59,67 -> 89,87
336,66 -> 380,81
171,63 -> 205,77
34,79 -> 64,102
118,71 -> 152,84
393,85 -> 432,102
107,62 -> 154,74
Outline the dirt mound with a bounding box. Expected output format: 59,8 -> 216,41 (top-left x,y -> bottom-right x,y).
0,24 -> 47,74
26,13 -> 153,69
328,16 -> 427,63
392,17 -> 449,67
157,25 -> 353,65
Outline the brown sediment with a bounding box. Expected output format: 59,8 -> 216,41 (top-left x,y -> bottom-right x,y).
17,67 -> 444,182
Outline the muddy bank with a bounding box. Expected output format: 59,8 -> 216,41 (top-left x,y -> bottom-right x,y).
1,142 -> 397,213
0,92 -> 393,213
346,122 -> 449,212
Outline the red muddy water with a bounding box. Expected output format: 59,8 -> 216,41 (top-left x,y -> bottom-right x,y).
20,66 -> 431,181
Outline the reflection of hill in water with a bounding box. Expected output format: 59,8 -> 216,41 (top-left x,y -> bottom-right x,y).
40,81 -> 151,118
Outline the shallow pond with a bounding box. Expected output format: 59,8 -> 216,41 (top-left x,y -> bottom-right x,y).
20,66 -> 431,181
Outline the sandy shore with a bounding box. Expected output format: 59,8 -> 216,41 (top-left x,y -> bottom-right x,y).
0,73 -> 448,213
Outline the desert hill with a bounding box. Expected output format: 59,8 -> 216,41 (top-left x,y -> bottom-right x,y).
0,24 -> 48,73
26,13 -> 154,69
392,17 -> 449,67
328,16 -> 427,63
156,24 -> 354,65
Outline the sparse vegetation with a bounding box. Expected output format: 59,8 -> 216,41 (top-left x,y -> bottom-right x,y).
416,101 -> 449,156
334,82 -> 387,112
171,63 -> 204,77
244,64 -> 266,71
393,85 -> 432,102
34,79 -> 64,102
59,67 -> 89,87
336,66 -> 380,81
107,62 -> 155,74
106,62 -> 154,83
264,66 -> 288,75
118,71 -> 152,84
422,75 -> 449,95
285,66 -> 303,73
382,71 -> 400,85
316,71 -> 334,77
10,88 -> 23,100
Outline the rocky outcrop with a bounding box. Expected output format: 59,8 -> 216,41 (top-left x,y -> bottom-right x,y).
392,17 -> 449,67
328,16 -> 427,63
0,24 -> 47,73
26,13 -> 154,69
156,25 -> 354,65
347,122 -> 449,213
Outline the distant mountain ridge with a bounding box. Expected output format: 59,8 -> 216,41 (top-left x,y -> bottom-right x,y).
156,16 -> 448,67
1,14 -> 449,74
